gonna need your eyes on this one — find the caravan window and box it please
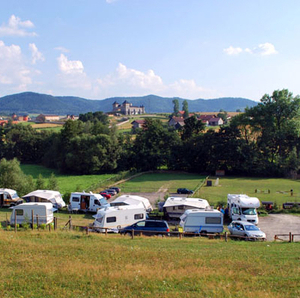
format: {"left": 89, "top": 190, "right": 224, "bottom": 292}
{"left": 205, "top": 217, "right": 221, "bottom": 224}
{"left": 72, "top": 197, "right": 80, "bottom": 202}
{"left": 232, "top": 207, "right": 240, "bottom": 215}
{"left": 134, "top": 214, "right": 144, "bottom": 220}
{"left": 106, "top": 216, "right": 116, "bottom": 223}
{"left": 16, "top": 209, "right": 23, "bottom": 216}
{"left": 94, "top": 199, "right": 100, "bottom": 205}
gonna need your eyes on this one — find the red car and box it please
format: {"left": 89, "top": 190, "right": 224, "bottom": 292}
{"left": 100, "top": 192, "right": 111, "bottom": 199}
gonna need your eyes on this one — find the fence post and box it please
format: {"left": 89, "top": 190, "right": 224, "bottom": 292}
{"left": 69, "top": 216, "right": 72, "bottom": 230}
{"left": 14, "top": 211, "right": 17, "bottom": 233}
{"left": 289, "top": 232, "right": 292, "bottom": 243}
{"left": 225, "top": 232, "right": 228, "bottom": 242}
{"left": 105, "top": 228, "right": 107, "bottom": 236}
{"left": 131, "top": 229, "right": 134, "bottom": 239}
{"left": 36, "top": 215, "right": 39, "bottom": 230}
{"left": 54, "top": 217, "right": 57, "bottom": 231}
{"left": 31, "top": 210, "right": 34, "bottom": 230}
{"left": 86, "top": 226, "right": 89, "bottom": 235}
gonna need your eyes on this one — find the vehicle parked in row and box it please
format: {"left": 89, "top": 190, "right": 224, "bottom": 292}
{"left": 69, "top": 192, "right": 109, "bottom": 213}
{"left": 99, "top": 192, "right": 111, "bottom": 199}
{"left": 92, "top": 205, "right": 147, "bottom": 232}
{"left": 109, "top": 187, "right": 121, "bottom": 193}
{"left": 180, "top": 208, "right": 223, "bottom": 234}
{"left": 104, "top": 189, "right": 117, "bottom": 196}
{"left": 228, "top": 220, "right": 266, "bottom": 241}
{"left": 119, "top": 220, "right": 170, "bottom": 236}
{"left": 10, "top": 203, "right": 54, "bottom": 225}
{"left": 227, "top": 194, "right": 260, "bottom": 224}
{"left": 177, "top": 188, "right": 194, "bottom": 194}
{"left": 0, "top": 188, "right": 23, "bottom": 207}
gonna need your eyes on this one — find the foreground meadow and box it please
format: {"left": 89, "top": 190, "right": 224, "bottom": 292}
{"left": 0, "top": 231, "right": 299, "bottom": 298}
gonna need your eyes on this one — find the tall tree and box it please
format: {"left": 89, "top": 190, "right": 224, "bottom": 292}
{"left": 172, "top": 99, "right": 180, "bottom": 117}
{"left": 182, "top": 100, "right": 189, "bottom": 119}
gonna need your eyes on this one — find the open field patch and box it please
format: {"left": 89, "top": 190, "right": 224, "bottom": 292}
{"left": 0, "top": 231, "right": 299, "bottom": 298}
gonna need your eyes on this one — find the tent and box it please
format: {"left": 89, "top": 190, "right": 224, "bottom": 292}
{"left": 23, "top": 190, "right": 66, "bottom": 209}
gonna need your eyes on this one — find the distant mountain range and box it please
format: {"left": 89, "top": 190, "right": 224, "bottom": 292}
{"left": 0, "top": 92, "right": 258, "bottom": 115}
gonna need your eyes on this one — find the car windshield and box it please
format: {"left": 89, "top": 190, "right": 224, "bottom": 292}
{"left": 244, "top": 225, "right": 260, "bottom": 231}
{"left": 241, "top": 208, "right": 257, "bottom": 215}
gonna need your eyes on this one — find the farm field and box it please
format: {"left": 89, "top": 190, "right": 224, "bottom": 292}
{"left": 196, "top": 176, "right": 300, "bottom": 206}
{"left": 117, "top": 172, "right": 205, "bottom": 193}
{"left": 20, "top": 164, "right": 117, "bottom": 194}
{"left": 0, "top": 230, "right": 299, "bottom": 298}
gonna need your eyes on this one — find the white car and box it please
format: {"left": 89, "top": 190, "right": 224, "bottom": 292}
{"left": 228, "top": 220, "right": 266, "bottom": 241}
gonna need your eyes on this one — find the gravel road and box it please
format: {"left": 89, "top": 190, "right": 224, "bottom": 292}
{"left": 258, "top": 214, "right": 300, "bottom": 241}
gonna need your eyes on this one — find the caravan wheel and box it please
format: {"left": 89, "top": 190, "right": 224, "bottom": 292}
{"left": 117, "top": 225, "right": 121, "bottom": 230}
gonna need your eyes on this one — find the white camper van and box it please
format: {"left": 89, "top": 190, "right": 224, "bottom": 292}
{"left": 69, "top": 192, "right": 109, "bottom": 213}
{"left": 10, "top": 203, "right": 54, "bottom": 225}
{"left": 227, "top": 194, "right": 260, "bottom": 224}
{"left": 180, "top": 208, "right": 224, "bottom": 234}
{"left": 92, "top": 205, "right": 147, "bottom": 232}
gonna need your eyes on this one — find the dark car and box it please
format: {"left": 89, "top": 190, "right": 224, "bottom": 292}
{"left": 120, "top": 220, "right": 170, "bottom": 236}
{"left": 177, "top": 188, "right": 194, "bottom": 194}
{"left": 109, "top": 187, "right": 121, "bottom": 193}
{"left": 104, "top": 189, "right": 117, "bottom": 196}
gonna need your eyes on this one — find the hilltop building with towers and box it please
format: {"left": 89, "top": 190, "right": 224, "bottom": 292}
{"left": 112, "top": 100, "right": 145, "bottom": 115}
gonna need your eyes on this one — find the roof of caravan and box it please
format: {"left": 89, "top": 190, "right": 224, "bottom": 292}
{"left": 111, "top": 195, "right": 152, "bottom": 210}
{"left": 23, "top": 190, "right": 66, "bottom": 208}
{"left": 93, "top": 204, "right": 145, "bottom": 218}
{"left": 183, "top": 208, "right": 222, "bottom": 215}
{"left": 12, "top": 202, "right": 53, "bottom": 209}
{"left": 0, "top": 188, "right": 18, "bottom": 195}
{"left": 164, "top": 197, "right": 209, "bottom": 208}
{"left": 228, "top": 194, "right": 260, "bottom": 207}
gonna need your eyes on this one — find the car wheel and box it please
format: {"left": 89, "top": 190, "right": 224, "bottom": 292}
{"left": 125, "top": 232, "right": 132, "bottom": 237}
{"left": 157, "top": 234, "right": 163, "bottom": 238}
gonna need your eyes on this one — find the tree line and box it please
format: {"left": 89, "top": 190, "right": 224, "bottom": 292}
{"left": 1, "top": 90, "right": 300, "bottom": 178}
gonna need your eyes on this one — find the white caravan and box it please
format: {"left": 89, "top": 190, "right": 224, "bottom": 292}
{"left": 69, "top": 192, "right": 109, "bottom": 213}
{"left": 227, "top": 194, "right": 260, "bottom": 224}
{"left": 163, "top": 197, "right": 210, "bottom": 219}
{"left": 10, "top": 203, "right": 54, "bottom": 225}
{"left": 180, "top": 208, "right": 224, "bottom": 234}
{"left": 23, "top": 190, "right": 66, "bottom": 209}
{"left": 92, "top": 205, "right": 147, "bottom": 232}
{"left": 110, "top": 195, "right": 153, "bottom": 212}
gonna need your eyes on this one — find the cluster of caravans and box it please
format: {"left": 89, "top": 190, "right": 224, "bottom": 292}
{"left": 2, "top": 186, "right": 261, "bottom": 234}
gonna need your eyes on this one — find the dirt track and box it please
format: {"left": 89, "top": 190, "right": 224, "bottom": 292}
{"left": 258, "top": 214, "right": 300, "bottom": 241}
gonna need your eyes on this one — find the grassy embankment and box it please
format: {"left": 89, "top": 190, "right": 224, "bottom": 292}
{"left": 0, "top": 231, "right": 299, "bottom": 298}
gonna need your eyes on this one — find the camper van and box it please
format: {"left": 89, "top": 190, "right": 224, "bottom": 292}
{"left": 10, "top": 203, "right": 54, "bottom": 225}
{"left": 180, "top": 208, "right": 224, "bottom": 234}
{"left": 227, "top": 194, "right": 260, "bottom": 224}
{"left": 92, "top": 205, "right": 147, "bottom": 232}
{"left": 69, "top": 192, "right": 109, "bottom": 213}
{"left": 0, "top": 188, "right": 23, "bottom": 207}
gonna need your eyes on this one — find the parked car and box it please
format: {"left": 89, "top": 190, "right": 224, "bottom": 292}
{"left": 109, "top": 187, "right": 121, "bottom": 193}
{"left": 228, "top": 220, "right": 266, "bottom": 241}
{"left": 104, "top": 189, "right": 117, "bottom": 196}
{"left": 119, "top": 220, "right": 170, "bottom": 236}
{"left": 177, "top": 188, "right": 194, "bottom": 194}
{"left": 100, "top": 192, "right": 111, "bottom": 199}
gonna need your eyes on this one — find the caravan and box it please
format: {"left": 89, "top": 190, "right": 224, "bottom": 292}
{"left": 180, "top": 208, "right": 224, "bottom": 234}
{"left": 10, "top": 203, "right": 54, "bottom": 225}
{"left": 92, "top": 205, "right": 147, "bottom": 232}
{"left": 69, "top": 192, "right": 109, "bottom": 213}
{"left": 227, "top": 194, "right": 260, "bottom": 224}
{"left": 23, "top": 190, "right": 66, "bottom": 209}
{"left": 0, "top": 188, "right": 23, "bottom": 207}
{"left": 110, "top": 195, "right": 153, "bottom": 212}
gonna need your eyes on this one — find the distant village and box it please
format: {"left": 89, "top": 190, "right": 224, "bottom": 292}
{"left": 0, "top": 100, "right": 231, "bottom": 131}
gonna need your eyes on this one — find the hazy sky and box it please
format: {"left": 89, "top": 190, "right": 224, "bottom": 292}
{"left": 0, "top": 0, "right": 299, "bottom": 101}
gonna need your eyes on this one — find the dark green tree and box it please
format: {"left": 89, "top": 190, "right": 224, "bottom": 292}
{"left": 182, "top": 100, "right": 189, "bottom": 119}
{"left": 36, "top": 174, "right": 46, "bottom": 189}
{"left": 172, "top": 99, "right": 180, "bottom": 117}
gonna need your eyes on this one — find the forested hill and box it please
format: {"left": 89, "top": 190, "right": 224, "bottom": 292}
{"left": 0, "top": 92, "right": 257, "bottom": 115}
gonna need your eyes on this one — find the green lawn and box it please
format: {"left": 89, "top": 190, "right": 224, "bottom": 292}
{"left": 196, "top": 176, "right": 300, "bottom": 206}
{"left": 118, "top": 172, "right": 206, "bottom": 193}
{"left": 20, "top": 164, "right": 117, "bottom": 194}
{"left": 0, "top": 230, "right": 299, "bottom": 298}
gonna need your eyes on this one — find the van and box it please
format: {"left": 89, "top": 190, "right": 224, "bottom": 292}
{"left": 92, "top": 205, "right": 147, "bottom": 232}
{"left": 180, "top": 208, "right": 224, "bottom": 234}
{"left": 10, "top": 203, "right": 54, "bottom": 225}
{"left": 69, "top": 192, "right": 109, "bottom": 213}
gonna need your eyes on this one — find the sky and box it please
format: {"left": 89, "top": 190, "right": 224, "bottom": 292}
{"left": 0, "top": 0, "right": 300, "bottom": 101}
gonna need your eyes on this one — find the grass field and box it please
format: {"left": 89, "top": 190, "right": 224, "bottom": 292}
{"left": 117, "top": 172, "right": 206, "bottom": 193}
{"left": 20, "top": 164, "right": 117, "bottom": 194}
{"left": 0, "top": 230, "right": 299, "bottom": 298}
{"left": 196, "top": 176, "right": 300, "bottom": 206}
